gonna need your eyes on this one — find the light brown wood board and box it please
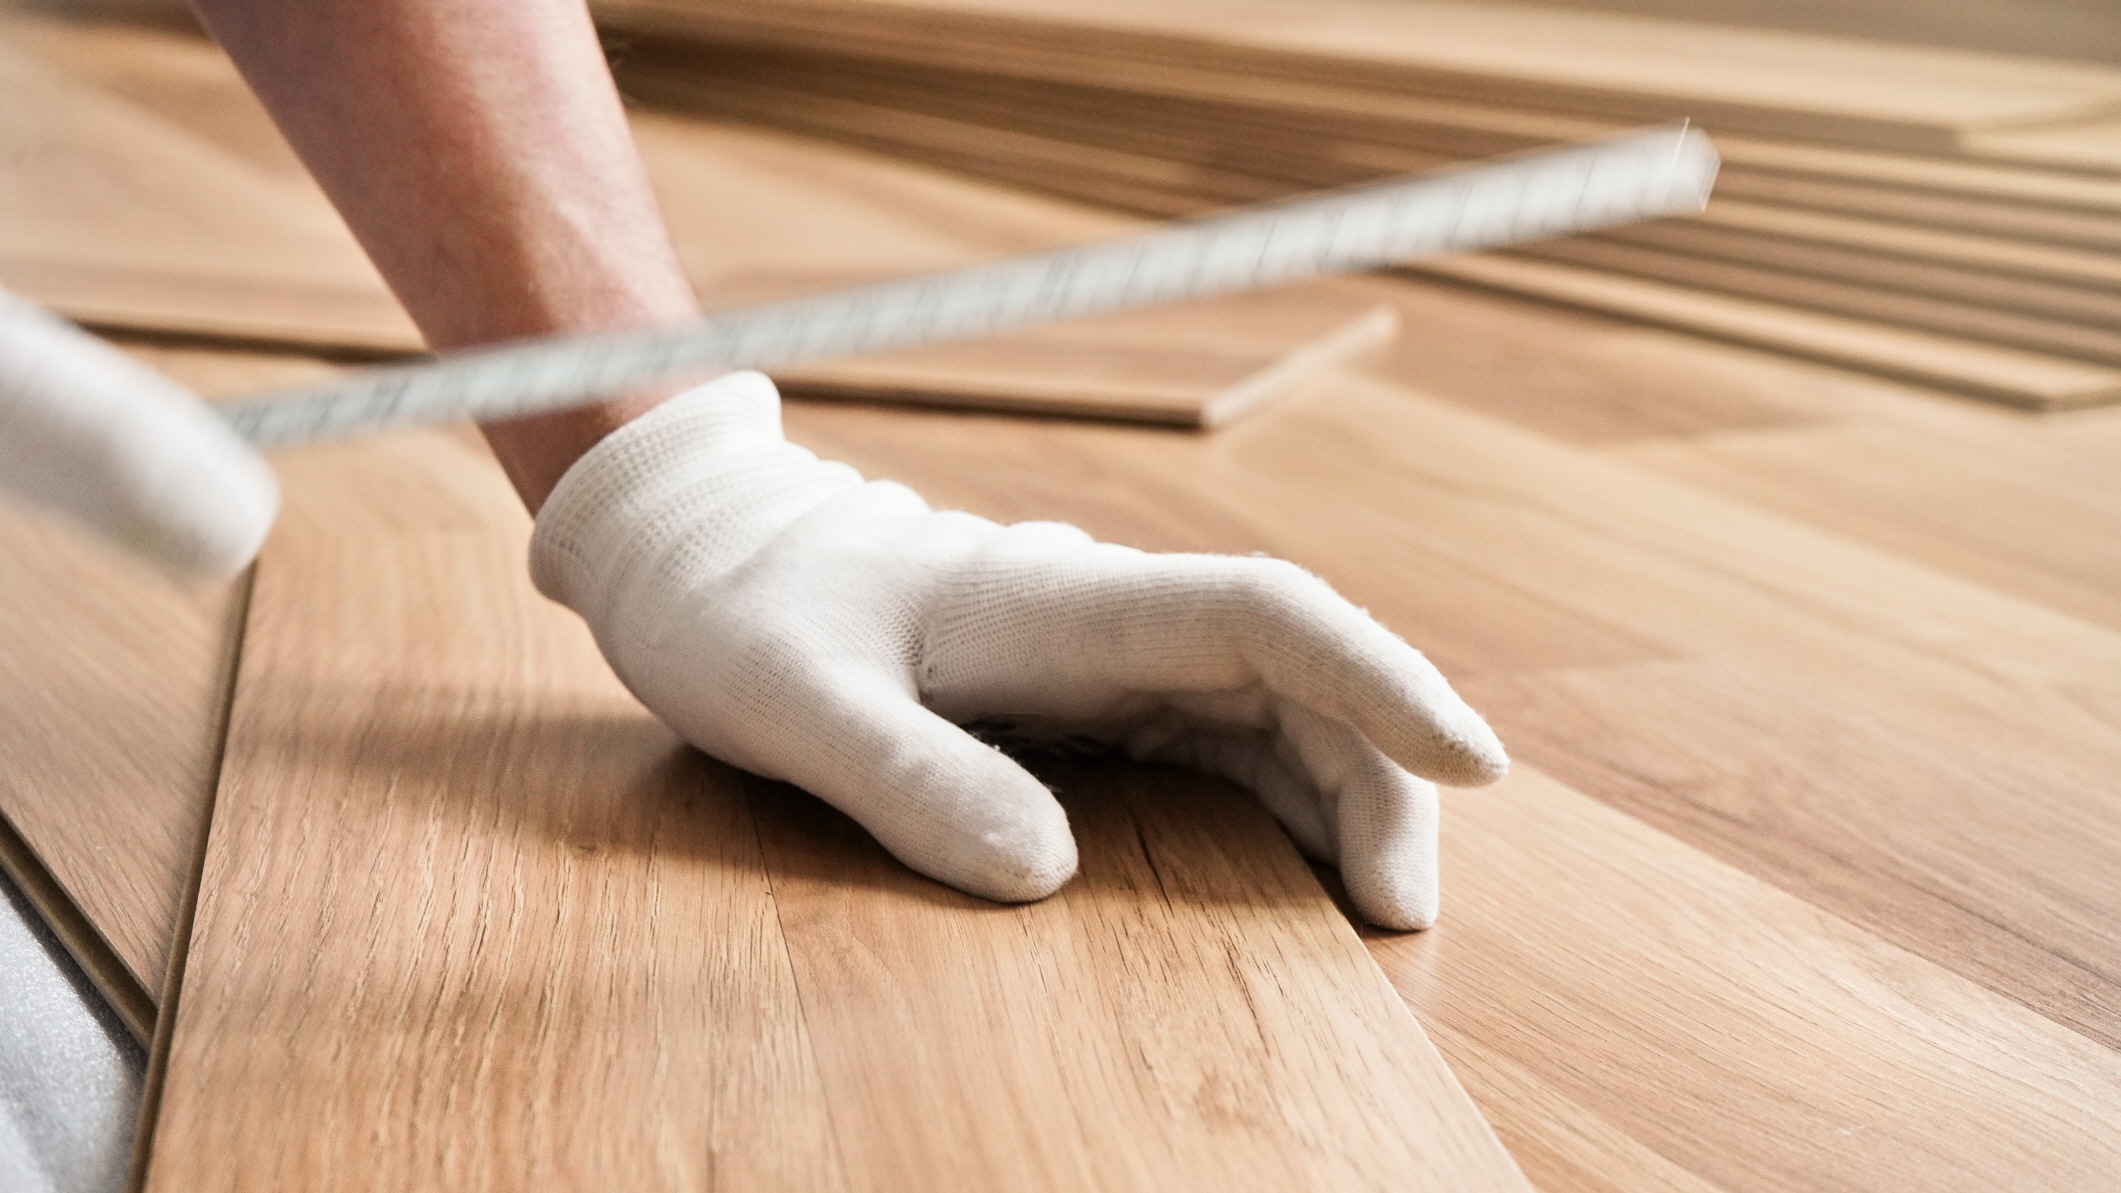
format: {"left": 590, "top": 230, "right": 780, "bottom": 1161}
{"left": 1511, "top": 237, "right": 2121, "bottom": 365}
{"left": 1967, "top": 114, "right": 2121, "bottom": 173}
{"left": 1393, "top": 767, "right": 2121, "bottom": 1193}
{"left": 0, "top": 497, "right": 238, "bottom": 1046}
{"left": 594, "top": 0, "right": 2121, "bottom": 163}
{"left": 1413, "top": 254, "right": 2121, "bottom": 412}
{"left": 1611, "top": 407, "right": 2121, "bottom": 636}
{"left": 612, "top": 34, "right": 2121, "bottom": 217}
{"left": 775, "top": 313, "right": 2121, "bottom": 1049}
{"left": 0, "top": 346, "right": 340, "bottom": 1046}
{"left": 137, "top": 420, "right": 1527, "bottom": 1192}
{"left": 777, "top": 299, "right": 1398, "bottom": 427}
{"left": 0, "top": 16, "right": 1394, "bottom": 429}
{"left": 624, "top": 64, "right": 2121, "bottom": 409}
{"left": 769, "top": 324, "right": 2121, "bottom": 1188}
{"left": 631, "top": 111, "right": 1402, "bottom": 427}
{"left": 1633, "top": 199, "right": 2121, "bottom": 296}
{"left": 24, "top": 9, "right": 2112, "bottom": 411}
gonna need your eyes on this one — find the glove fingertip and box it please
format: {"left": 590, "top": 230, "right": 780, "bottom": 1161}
{"left": 963, "top": 823, "right": 1079, "bottom": 903}
{"left": 943, "top": 778, "right": 1079, "bottom": 902}
{"left": 1345, "top": 863, "right": 1440, "bottom": 932}
{"left": 1384, "top": 702, "right": 1509, "bottom": 789}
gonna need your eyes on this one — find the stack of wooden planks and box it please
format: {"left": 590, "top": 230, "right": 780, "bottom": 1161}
{"left": 595, "top": 0, "right": 2121, "bottom": 411}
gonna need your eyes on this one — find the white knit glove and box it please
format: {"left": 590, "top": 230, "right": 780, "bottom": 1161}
{"left": 532, "top": 372, "right": 1506, "bottom": 929}
{"left": 0, "top": 291, "right": 277, "bottom": 577}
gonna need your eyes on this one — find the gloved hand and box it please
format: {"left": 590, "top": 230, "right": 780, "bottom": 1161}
{"left": 533, "top": 372, "right": 1506, "bottom": 929}
{"left": 0, "top": 290, "right": 277, "bottom": 577}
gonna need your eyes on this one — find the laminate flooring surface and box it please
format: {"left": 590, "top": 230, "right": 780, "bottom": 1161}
{"left": 11, "top": 260, "right": 2121, "bottom": 1190}
{"left": 4, "top": 15, "right": 2120, "bottom": 1191}
{"left": 138, "top": 422, "right": 1523, "bottom": 1191}
{"left": 775, "top": 271, "right": 2121, "bottom": 1189}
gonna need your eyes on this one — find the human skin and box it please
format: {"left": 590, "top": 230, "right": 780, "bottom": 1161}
{"left": 189, "top": 0, "right": 700, "bottom": 511}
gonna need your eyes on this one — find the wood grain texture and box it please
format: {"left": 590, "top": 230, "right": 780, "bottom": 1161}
{"left": 0, "top": 344, "right": 336, "bottom": 1042}
{"left": 1515, "top": 235, "right": 2121, "bottom": 366}
{"left": 621, "top": 32, "right": 2121, "bottom": 220}
{"left": 779, "top": 302, "right": 2121, "bottom": 1051}
{"left": 1613, "top": 400, "right": 2121, "bottom": 634}
{"left": 1396, "top": 767, "right": 2121, "bottom": 1193}
{"left": 1968, "top": 114, "right": 2121, "bottom": 174}
{"left": 0, "top": 488, "right": 238, "bottom": 1034}
{"left": 751, "top": 762, "right": 1517, "bottom": 1190}
{"left": 15, "top": 286, "right": 2121, "bottom": 1190}
{"left": 142, "top": 425, "right": 1526, "bottom": 1191}
{"left": 143, "top": 445, "right": 846, "bottom": 1190}
{"left": 11, "top": 11, "right": 2121, "bottom": 1184}
{"left": 1414, "top": 253, "right": 2121, "bottom": 411}
{"left": 773, "top": 355, "right": 2121, "bottom": 1189}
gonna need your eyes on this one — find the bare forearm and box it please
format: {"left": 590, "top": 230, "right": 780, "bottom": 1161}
{"left": 192, "top": 0, "right": 699, "bottom": 508}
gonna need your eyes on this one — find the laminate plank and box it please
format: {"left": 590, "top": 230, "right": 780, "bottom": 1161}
{"left": 144, "top": 422, "right": 1527, "bottom": 1190}
{"left": 0, "top": 342, "right": 341, "bottom": 1043}
{"left": 1395, "top": 766, "right": 2121, "bottom": 1193}
{"left": 778, "top": 382, "right": 2121, "bottom": 1188}
{"left": 21, "top": 324, "right": 2121, "bottom": 1186}
{"left": 1688, "top": 200, "right": 2121, "bottom": 281}
{"left": 1967, "top": 114, "right": 2121, "bottom": 174}
{"left": 635, "top": 35, "right": 2121, "bottom": 218}
{"left": 1643, "top": 200, "right": 2121, "bottom": 298}
{"left": 701, "top": 59, "right": 2121, "bottom": 326}
{"left": 142, "top": 429, "right": 851, "bottom": 1192}
{"left": 0, "top": 13, "right": 312, "bottom": 180}
{"left": 1515, "top": 236, "right": 2121, "bottom": 366}
{"left": 750, "top": 761, "right": 1522, "bottom": 1190}
{"left": 0, "top": 510, "right": 235, "bottom": 1036}
{"left": 687, "top": 65, "right": 2121, "bottom": 333}
{"left": 783, "top": 351, "right": 2121, "bottom": 1052}
{"left": 1613, "top": 410, "right": 2121, "bottom": 634}
{"left": 1413, "top": 254, "right": 2121, "bottom": 411}
{"left": 1459, "top": 660, "right": 2121, "bottom": 1050}
{"left": 1346, "top": 274, "right": 1849, "bottom": 446}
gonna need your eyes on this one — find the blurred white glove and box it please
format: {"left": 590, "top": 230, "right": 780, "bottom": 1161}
{"left": 0, "top": 290, "right": 277, "bottom": 577}
{"left": 533, "top": 372, "right": 1506, "bottom": 929}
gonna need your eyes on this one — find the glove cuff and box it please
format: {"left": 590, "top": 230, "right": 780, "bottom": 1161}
{"left": 529, "top": 370, "right": 853, "bottom": 629}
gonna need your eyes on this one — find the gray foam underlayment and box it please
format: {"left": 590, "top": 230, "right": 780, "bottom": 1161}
{"left": 0, "top": 869, "right": 142, "bottom": 1193}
